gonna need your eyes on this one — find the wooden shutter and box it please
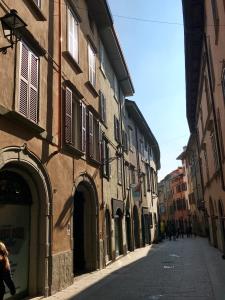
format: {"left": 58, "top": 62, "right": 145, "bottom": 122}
{"left": 88, "top": 111, "right": 94, "bottom": 157}
{"left": 102, "top": 139, "right": 107, "bottom": 176}
{"left": 99, "top": 91, "right": 103, "bottom": 121}
{"left": 65, "top": 87, "right": 73, "bottom": 144}
{"left": 99, "top": 126, "right": 102, "bottom": 161}
{"left": 108, "top": 146, "right": 111, "bottom": 178}
{"left": 19, "top": 43, "right": 29, "bottom": 118}
{"left": 81, "top": 102, "right": 86, "bottom": 152}
{"left": 29, "top": 52, "right": 39, "bottom": 123}
{"left": 114, "top": 116, "right": 119, "bottom": 142}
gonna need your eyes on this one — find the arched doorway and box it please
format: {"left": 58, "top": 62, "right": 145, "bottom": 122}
{"left": 73, "top": 180, "right": 98, "bottom": 275}
{"left": 209, "top": 198, "right": 218, "bottom": 248}
{"left": 105, "top": 209, "right": 112, "bottom": 263}
{"left": 114, "top": 208, "right": 123, "bottom": 257}
{"left": 0, "top": 170, "right": 31, "bottom": 299}
{"left": 133, "top": 206, "right": 140, "bottom": 249}
{"left": 0, "top": 154, "right": 51, "bottom": 299}
{"left": 125, "top": 210, "right": 132, "bottom": 251}
{"left": 218, "top": 200, "right": 225, "bottom": 254}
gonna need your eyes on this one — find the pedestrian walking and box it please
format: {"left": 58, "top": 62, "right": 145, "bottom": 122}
{"left": 0, "top": 242, "right": 16, "bottom": 300}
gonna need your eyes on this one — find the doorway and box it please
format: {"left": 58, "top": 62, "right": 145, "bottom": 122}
{"left": 133, "top": 206, "right": 140, "bottom": 249}
{"left": 73, "top": 182, "right": 98, "bottom": 275}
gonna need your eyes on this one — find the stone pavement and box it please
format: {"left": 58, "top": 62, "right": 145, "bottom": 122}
{"left": 41, "top": 237, "right": 225, "bottom": 300}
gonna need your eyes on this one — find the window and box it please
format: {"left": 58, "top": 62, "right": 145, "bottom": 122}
{"left": 130, "top": 167, "right": 136, "bottom": 184}
{"left": 117, "top": 157, "right": 122, "bottom": 185}
{"left": 88, "top": 44, "right": 96, "bottom": 87}
{"left": 140, "top": 140, "right": 144, "bottom": 156}
{"left": 122, "top": 130, "right": 128, "bottom": 153}
{"left": 217, "top": 108, "right": 225, "bottom": 161}
{"left": 102, "top": 139, "right": 111, "bottom": 178}
{"left": 211, "top": 0, "right": 219, "bottom": 43}
{"left": 142, "top": 174, "right": 146, "bottom": 196}
{"left": 33, "top": 0, "right": 41, "bottom": 7}
{"left": 18, "top": 42, "right": 39, "bottom": 124}
{"left": 99, "top": 91, "right": 106, "bottom": 124}
{"left": 207, "top": 37, "right": 215, "bottom": 91}
{"left": 128, "top": 127, "right": 134, "bottom": 151}
{"left": 114, "top": 75, "right": 119, "bottom": 100}
{"left": 205, "top": 76, "right": 211, "bottom": 114}
{"left": 211, "top": 131, "right": 219, "bottom": 172}
{"left": 99, "top": 40, "right": 106, "bottom": 74}
{"left": 146, "top": 165, "right": 150, "bottom": 191}
{"left": 114, "top": 116, "right": 120, "bottom": 143}
{"left": 125, "top": 164, "right": 130, "bottom": 190}
{"left": 88, "top": 111, "right": 100, "bottom": 161}
{"left": 64, "top": 87, "right": 84, "bottom": 151}
{"left": 222, "top": 69, "right": 225, "bottom": 104}
{"left": 67, "top": 7, "right": 79, "bottom": 62}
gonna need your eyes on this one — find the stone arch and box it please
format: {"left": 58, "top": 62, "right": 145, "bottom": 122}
{"left": 0, "top": 145, "right": 52, "bottom": 298}
{"left": 72, "top": 173, "right": 99, "bottom": 275}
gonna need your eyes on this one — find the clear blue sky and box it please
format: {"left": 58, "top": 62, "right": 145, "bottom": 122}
{"left": 107, "top": 0, "right": 190, "bottom": 181}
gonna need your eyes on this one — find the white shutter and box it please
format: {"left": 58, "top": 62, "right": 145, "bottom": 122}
{"left": 19, "top": 43, "right": 29, "bottom": 118}
{"left": 29, "top": 52, "right": 39, "bottom": 123}
{"left": 88, "top": 44, "right": 96, "bottom": 86}
{"left": 68, "top": 8, "right": 78, "bottom": 61}
{"left": 89, "top": 111, "right": 94, "bottom": 157}
{"left": 65, "top": 87, "right": 73, "bottom": 144}
{"left": 81, "top": 102, "right": 86, "bottom": 152}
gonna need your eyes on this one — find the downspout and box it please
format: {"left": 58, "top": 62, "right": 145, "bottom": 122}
{"left": 58, "top": 0, "right": 62, "bottom": 150}
{"left": 204, "top": 34, "right": 225, "bottom": 191}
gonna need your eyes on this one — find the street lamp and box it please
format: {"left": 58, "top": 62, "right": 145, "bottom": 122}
{"left": 0, "top": 9, "right": 27, "bottom": 54}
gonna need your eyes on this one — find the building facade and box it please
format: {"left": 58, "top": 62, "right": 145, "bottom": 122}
{"left": 0, "top": 0, "right": 160, "bottom": 298}
{"left": 124, "top": 100, "right": 160, "bottom": 246}
{"left": 183, "top": 0, "right": 225, "bottom": 254}
{"left": 177, "top": 139, "right": 206, "bottom": 236}
{"left": 159, "top": 167, "right": 189, "bottom": 234}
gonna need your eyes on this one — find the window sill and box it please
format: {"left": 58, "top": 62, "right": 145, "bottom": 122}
{"left": 87, "top": 156, "right": 101, "bottom": 166}
{"left": 6, "top": 110, "right": 45, "bottom": 133}
{"left": 63, "top": 143, "right": 84, "bottom": 157}
{"left": 23, "top": 0, "right": 46, "bottom": 21}
{"left": 86, "top": 81, "right": 99, "bottom": 98}
{"left": 63, "top": 51, "right": 83, "bottom": 74}
{"left": 99, "top": 66, "right": 106, "bottom": 79}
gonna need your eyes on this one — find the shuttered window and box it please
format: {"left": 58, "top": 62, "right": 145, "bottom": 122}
{"left": 65, "top": 87, "right": 73, "bottom": 144}
{"left": 19, "top": 42, "right": 39, "bottom": 123}
{"left": 117, "top": 157, "right": 122, "bottom": 185}
{"left": 114, "top": 116, "right": 120, "bottom": 143}
{"left": 67, "top": 7, "right": 78, "bottom": 62}
{"left": 102, "top": 139, "right": 110, "bottom": 178}
{"left": 33, "top": 0, "right": 41, "bottom": 7}
{"left": 88, "top": 111, "right": 94, "bottom": 157}
{"left": 81, "top": 103, "right": 86, "bottom": 152}
{"left": 211, "top": 0, "right": 219, "bottom": 43}
{"left": 64, "top": 87, "right": 82, "bottom": 151}
{"left": 88, "top": 44, "right": 96, "bottom": 87}
{"left": 99, "top": 91, "right": 106, "bottom": 124}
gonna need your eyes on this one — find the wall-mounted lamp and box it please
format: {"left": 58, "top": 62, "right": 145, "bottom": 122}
{"left": 0, "top": 9, "right": 27, "bottom": 54}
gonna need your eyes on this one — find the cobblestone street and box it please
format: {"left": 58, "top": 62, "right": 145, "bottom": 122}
{"left": 44, "top": 238, "right": 225, "bottom": 300}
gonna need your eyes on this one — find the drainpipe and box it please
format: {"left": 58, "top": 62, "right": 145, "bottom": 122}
{"left": 58, "top": 0, "right": 62, "bottom": 150}
{"left": 204, "top": 34, "right": 225, "bottom": 192}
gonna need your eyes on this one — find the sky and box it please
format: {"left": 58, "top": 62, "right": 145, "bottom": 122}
{"left": 107, "top": 0, "right": 190, "bottom": 181}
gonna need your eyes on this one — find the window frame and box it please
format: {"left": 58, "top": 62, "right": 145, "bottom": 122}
{"left": 88, "top": 43, "right": 96, "bottom": 87}
{"left": 67, "top": 6, "right": 79, "bottom": 63}
{"left": 18, "top": 41, "right": 40, "bottom": 124}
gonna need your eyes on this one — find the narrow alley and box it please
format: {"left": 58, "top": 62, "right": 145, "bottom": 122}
{"left": 45, "top": 238, "right": 225, "bottom": 300}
